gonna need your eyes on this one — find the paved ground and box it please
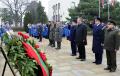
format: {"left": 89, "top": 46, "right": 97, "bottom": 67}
{"left": 0, "top": 36, "right": 120, "bottom": 76}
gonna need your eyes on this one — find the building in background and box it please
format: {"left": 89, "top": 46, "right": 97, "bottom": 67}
{"left": 48, "top": 0, "right": 79, "bottom": 22}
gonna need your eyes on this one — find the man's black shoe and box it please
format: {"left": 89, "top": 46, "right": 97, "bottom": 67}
{"left": 110, "top": 69, "right": 116, "bottom": 72}
{"left": 71, "top": 54, "right": 76, "bottom": 56}
{"left": 104, "top": 67, "right": 110, "bottom": 70}
{"left": 51, "top": 45, "right": 55, "bottom": 47}
{"left": 81, "top": 59, "right": 86, "bottom": 61}
{"left": 76, "top": 57, "right": 81, "bottom": 59}
{"left": 96, "top": 63, "right": 101, "bottom": 65}
{"left": 92, "top": 62, "right": 96, "bottom": 63}
{"left": 55, "top": 48, "right": 60, "bottom": 50}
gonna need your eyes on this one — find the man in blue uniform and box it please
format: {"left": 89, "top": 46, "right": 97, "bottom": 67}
{"left": 92, "top": 18, "right": 104, "bottom": 65}
{"left": 70, "top": 19, "right": 77, "bottom": 56}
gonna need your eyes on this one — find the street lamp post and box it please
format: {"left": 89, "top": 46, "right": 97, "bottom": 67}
{"left": 72, "top": 1, "right": 76, "bottom": 8}
{"left": 99, "top": 0, "right": 101, "bottom": 18}
{"left": 108, "top": 0, "right": 110, "bottom": 20}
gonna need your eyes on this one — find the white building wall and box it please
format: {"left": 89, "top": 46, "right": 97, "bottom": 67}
{"left": 48, "top": 0, "right": 79, "bottom": 21}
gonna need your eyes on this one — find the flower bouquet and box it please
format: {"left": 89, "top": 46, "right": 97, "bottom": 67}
{"left": 2, "top": 31, "right": 52, "bottom": 76}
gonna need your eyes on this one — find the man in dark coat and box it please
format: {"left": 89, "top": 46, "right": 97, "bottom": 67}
{"left": 92, "top": 18, "right": 104, "bottom": 65}
{"left": 47, "top": 21, "right": 52, "bottom": 45}
{"left": 70, "top": 19, "right": 77, "bottom": 56}
{"left": 75, "top": 17, "right": 87, "bottom": 61}
{"left": 104, "top": 21, "right": 120, "bottom": 72}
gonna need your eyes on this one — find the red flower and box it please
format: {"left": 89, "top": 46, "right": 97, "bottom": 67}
{"left": 18, "top": 32, "right": 29, "bottom": 39}
{"left": 39, "top": 52, "right": 47, "bottom": 62}
{"left": 22, "top": 34, "right": 29, "bottom": 39}
{"left": 18, "top": 32, "right": 23, "bottom": 36}
{"left": 34, "top": 44, "right": 40, "bottom": 48}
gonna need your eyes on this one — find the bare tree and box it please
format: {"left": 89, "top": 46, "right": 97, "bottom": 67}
{"left": 0, "top": 0, "right": 30, "bottom": 26}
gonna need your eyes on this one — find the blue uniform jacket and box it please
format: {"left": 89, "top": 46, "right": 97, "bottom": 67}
{"left": 92, "top": 24, "right": 104, "bottom": 53}
{"left": 70, "top": 26, "right": 76, "bottom": 42}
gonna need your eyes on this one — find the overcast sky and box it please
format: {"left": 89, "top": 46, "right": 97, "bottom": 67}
{"left": 40, "top": 0, "right": 120, "bottom": 13}
{"left": 40, "top": 0, "right": 49, "bottom": 13}
{"left": 0, "top": 0, "right": 120, "bottom": 13}
{"left": 0, "top": 0, "right": 49, "bottom": 12}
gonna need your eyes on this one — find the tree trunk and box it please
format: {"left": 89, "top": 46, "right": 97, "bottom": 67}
{"left": 14, "top": 10, "right": 19, "bottom": 27}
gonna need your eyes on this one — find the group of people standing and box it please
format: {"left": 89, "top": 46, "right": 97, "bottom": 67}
{"left": 27, "top": 23, "right": 43, "bottom": 42}
{"left": 69, "top": 17, "right": 120, "bottom": 72}
{"left": 47, "top": 21, "right": 63, "bottom": 50}
{"left": 30, "top": 17, "right": 119, "bottom": 72}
